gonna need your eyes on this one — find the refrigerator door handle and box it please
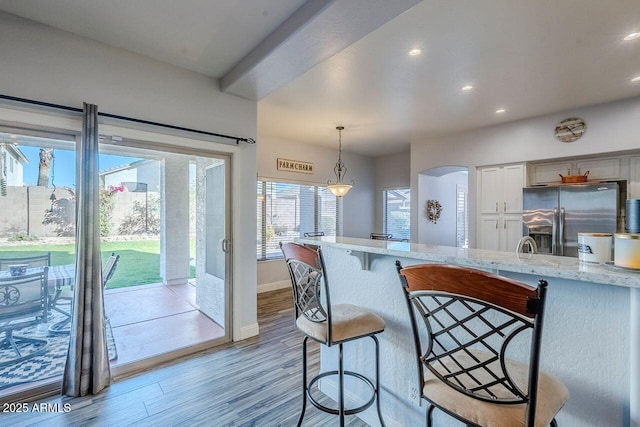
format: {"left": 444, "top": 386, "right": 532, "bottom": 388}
{"left": 558, "top": 207, "right": 565, "bottom": 256}
{"left": 552, "top": 208, "right": 558, "bottom": 255}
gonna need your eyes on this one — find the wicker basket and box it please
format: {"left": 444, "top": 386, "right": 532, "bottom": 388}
{"left": 559, "top": 171, "right": 589, "bottom": 183}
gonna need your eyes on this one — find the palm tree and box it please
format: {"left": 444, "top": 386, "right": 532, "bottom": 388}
{"left": 37, "top": 148, "right": 53, "bottom": 187}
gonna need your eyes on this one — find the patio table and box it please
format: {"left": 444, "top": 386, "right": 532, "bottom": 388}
{"left": 0, "top": 264, "right": 76, "bottom": 295}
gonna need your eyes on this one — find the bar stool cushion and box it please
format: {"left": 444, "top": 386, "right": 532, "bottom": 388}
{"left": 296, "top": 303, "right": 385, "bottom": 344}
{"left": 422, "top": 350, "right": 569, "bottom": 427}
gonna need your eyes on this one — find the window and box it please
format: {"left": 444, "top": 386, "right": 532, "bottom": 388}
{"left": 383, "top": 188, "right": 410, "bottom": 240}
{"left": 257, "top": 180, "right": 338, "bottom": 260}
{"left": 456, "top": 185, "right": 469, "bottom": 248}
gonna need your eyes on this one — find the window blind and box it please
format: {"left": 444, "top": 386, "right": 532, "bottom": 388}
{"left": 257, "top": 180, "right": 338, "bottom": 260}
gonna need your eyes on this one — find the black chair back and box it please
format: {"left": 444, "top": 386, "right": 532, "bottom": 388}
{"left": 102, "top": 253, "right": 120, "bottom": 288}
{"left": 0, "top": 253, "right": 51, "bottom": 271}
{"left": 280, "top": 242, "right": 335, "bottom": 344}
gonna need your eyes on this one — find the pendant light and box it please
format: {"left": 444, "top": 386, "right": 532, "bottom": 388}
{"left": 327, "top": 126, "right": 353, "bottom": 197}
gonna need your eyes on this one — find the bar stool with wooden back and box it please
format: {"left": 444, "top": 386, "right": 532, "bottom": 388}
{"left": 280, "top": 242, "right": 386, "bottom": 427}
{"left": 396, "top": 262, "right": 569, "bottom": 427}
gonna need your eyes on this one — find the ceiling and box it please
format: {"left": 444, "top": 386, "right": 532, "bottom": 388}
{"left": 1, "top": 0, "right": 640, "bottom": 157}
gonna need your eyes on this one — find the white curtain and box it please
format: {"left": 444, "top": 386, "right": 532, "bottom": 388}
{"left": 62, "top": 102, "right": 111, "bottom": 396}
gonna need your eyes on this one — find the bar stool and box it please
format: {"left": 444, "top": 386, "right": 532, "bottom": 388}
{"left": 280, "top": 242, "right": 386, "bottom": 427}
{"left": 396, "top": 262, "right": 569, "bottom": 427}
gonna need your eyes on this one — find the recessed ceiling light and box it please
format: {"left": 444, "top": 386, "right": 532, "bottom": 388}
{"left": 461, "top": 85, "right": 473, "bottom": 91}
{"left": 408, "top": 48, "right": 422, "bottom": 56}
{"left": 495, "top": 108, "right": 506, "bottom": 114}
{"left": 624, "top": 32, "right": 640, "bottom": 41}
{"left": 632, "top": 75, "right": 640, "bottom": 82}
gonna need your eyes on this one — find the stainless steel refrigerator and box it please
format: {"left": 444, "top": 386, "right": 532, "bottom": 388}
{"left": 522, "top": 183, "right": 619, "bottom": 257}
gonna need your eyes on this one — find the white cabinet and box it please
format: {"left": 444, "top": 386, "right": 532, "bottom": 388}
{"left": 480, "top": 167, "right": 500, "bottom": 213}
{"left": 480, "top": 164, "right": 524, "bottom": 214}
{"left": 503, "top": 165, "right": 525, "bottom": 213}
{"left": 480, "top": 215, "right": 522, "bottom": 252}
{"left": 630, "top": 156, "right": 640, "bottom": 198}
{"left": 576, "top": 158, "right": 621, "bottom": 181}
{"left": 503, "top": 216, "right": 523, "bottom": 253}
{"left": 531, "top": 158, "right": 621, "bottom": 185}
{"left": 477, "top": 164, "right": 525, "bottom": 251}
{"left": 531, "top": 162, "right": 573, "bottom": 184}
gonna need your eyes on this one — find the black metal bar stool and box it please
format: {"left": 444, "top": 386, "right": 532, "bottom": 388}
{"left": 280, "top": 242, "right": 386, "bottom": 427}
{"left": 396, "top": 262, "right": 569, "bottom": 427}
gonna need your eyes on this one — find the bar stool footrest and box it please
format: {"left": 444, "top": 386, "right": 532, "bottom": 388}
{"left": 306, "top": 370, "right": 376, "bottom": 416}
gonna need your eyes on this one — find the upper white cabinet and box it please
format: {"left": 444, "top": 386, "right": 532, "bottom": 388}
{"left": 477, "top": 164, "right": 525, "bottom": 251}
{"left": 479, "top": 164, "right": 525, "bottom": 214}
{"left": 531, "top": 158, "right": 621, "bottom": 185}
{"left": 576, "top": 158, "right": 621, "bottom": 181}
{"left": 531, "top": 162, "right": 573, "bottom": 184}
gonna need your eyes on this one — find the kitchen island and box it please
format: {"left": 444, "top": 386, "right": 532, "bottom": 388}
{"left": 297, "top": 236, "right": 638, "bottom": 427}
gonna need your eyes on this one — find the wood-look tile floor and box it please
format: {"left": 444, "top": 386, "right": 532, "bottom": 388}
{"left": 0, "top": 289, "right": 369, "bottom": 427}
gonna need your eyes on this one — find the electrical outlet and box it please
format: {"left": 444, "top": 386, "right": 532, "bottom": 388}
{"left": 408, "top": 383, "right": 421, "bottom": 406}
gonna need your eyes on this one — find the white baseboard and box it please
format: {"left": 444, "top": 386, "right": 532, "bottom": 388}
{"left": 257, "top": 280, "right": 290, "bottom": 294}
{"left": 236, "top": 322, "right": 259, "bottom": 341}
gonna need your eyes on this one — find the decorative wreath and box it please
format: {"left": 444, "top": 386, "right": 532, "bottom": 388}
{"left": 425, "top": 200, "right": 443, "bottom": 224}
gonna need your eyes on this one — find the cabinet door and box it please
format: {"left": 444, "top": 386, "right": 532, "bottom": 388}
{"left": 630, "top": 156, "right": 640, "bottom": 198}
{"left": 503, "top": 164, "right": 524, "bottom": 213}
{"left": 502, "top": 215, "right": 523, "bottom": 252}
{"left": 480, "top": 168, "right": 501, "bottom": 214}
{"left": 480, "top": 216, "right": 500, "bottom": 251}
{"left": 576, "top": 158, "right": 620, "bottom": 181}
{"left": 533, "top": 162, "right": 573, "bottom": 184}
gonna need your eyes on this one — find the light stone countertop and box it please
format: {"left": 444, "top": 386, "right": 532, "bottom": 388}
{"left": 297, "top": 236, "right": 640, "bottom": 289}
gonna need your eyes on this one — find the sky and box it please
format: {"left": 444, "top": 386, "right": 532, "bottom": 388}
{"left": 19, "top": 146, "right": 141, "bottom": 188}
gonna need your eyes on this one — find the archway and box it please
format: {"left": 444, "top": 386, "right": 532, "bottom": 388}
{"left": 418, "top": 166, "right": 468, "bottom": 246}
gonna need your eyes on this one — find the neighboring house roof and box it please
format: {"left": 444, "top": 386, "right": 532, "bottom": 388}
{"left": 2, "top": 143, "right": 29, "bottom": 164}
{"left": 99, "top": 159, "right": 152, "bottom": 176}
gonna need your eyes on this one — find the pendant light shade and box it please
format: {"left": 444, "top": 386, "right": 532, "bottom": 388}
{"left": 327, "top": 126, "right": 353, "bottom": 197}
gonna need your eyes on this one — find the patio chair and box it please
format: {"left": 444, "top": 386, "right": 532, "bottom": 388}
{"left": 370, "top": 233, "right": 392, "bottom": 240}
{"left": 303, "top": 231, "right": 325, "bottom": 237}
{"left": 0, "top": 268, "right": 49, "bottom": 367}
{"left": 49, "top": 252, "right": 120, "bottom": 334}
{"left": 0, "top": 252, "right": 51, "bottom": 271}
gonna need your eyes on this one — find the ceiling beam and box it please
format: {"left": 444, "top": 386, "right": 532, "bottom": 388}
{"left": 220, "top": 0, "right": 422, "bottom": 101}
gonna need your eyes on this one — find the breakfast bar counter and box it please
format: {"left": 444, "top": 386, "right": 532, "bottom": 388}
{"left": 297, "top": 236, "right": 638, "bottom": 427}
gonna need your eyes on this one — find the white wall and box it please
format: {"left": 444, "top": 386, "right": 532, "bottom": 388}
{"left": 419, "top": 171, "right": 467, "bottom": 246}
{"left": 0, "top": 11, "right": 258, "bottom": 341}
{"left": 411, "top": 95, "right": 640, "bottom": 247}
{"left": 373, "top": 150, "right": 410, "bottom": 233}
{"left": 256, "top": 134, "right": 376, "bottom": 289}
{"left": 5, "top": 151, "right": 25, "bottom": 186}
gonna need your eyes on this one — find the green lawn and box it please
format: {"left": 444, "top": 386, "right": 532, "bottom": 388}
{"left": 0, "top": 240, "right": 195, "bottom": 289}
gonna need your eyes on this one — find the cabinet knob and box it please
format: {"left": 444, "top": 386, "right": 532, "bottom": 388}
{"left": 504, "top": 201, "right": 506, "bottom": 212}
{"left": 495, "top": 220, "right": 498, "bottom": 229}
{"left": 495, "top": 202, "right": 498, "bottom": 212}
{"left": 504, "top": 220, "right": 506, "bottom": 229}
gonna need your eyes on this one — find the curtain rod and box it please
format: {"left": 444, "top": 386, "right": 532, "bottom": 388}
{"left": 0, "top": 94, "right": 256, "bottom": 145}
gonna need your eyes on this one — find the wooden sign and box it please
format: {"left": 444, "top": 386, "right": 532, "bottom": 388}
{"left": 277, "top": 158, "right": 314, "bottom": 174}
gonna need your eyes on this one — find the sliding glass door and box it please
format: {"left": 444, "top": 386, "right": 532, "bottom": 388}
{"left": 98, "top": 140, "right": 231, "bottom": 371}
{"left": 0, "top": 127, "right": 233, "bottom": 398}
{"left": 0, "top": 130, "right": 77, "bottom": 398}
